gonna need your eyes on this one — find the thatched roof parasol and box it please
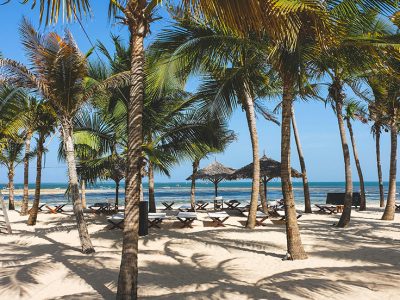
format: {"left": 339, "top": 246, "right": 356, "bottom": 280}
{"left": 186, "top": 161, "right": 236, "bottom": 197}
{"left": 230, "top": 155, "right": 302, "bottom": 180}
{"left": 229, "top": 155, "right": 302, "bottom": 201}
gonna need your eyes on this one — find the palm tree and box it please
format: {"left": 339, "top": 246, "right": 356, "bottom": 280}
{"left": 291, "top": 107, "right": 312, "bottom": 213}
{"left": 20, "top": 96, "right": 41, "bottom": 216}
{"left": 27, "top": 102, "right": 56, "bottom": 225}
{"left": 0, "top": 19, "right": 96, "bottom": 253}
{"left": 344, "top": 100, "right": 368, "bottom": 211}
{"left": 0, "top": 139, "right": 24, "bottom": 210}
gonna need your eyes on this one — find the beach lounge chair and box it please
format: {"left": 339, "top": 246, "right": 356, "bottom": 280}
{"left": 195, "top": 200, "right": 209, "bottom": 210}
{"left": 224, "top": 199, "right": 241, "bottom": 209}
{"left": 161, "top": 201, "right": 175, "bottom": 210}
{"left": 89, "top": 202, "right": 111, "bottom": 214}
{"left": 395, "top": 203, "right": 400, "bottom": 211}
{"left": 214, "top": 196, "right": 224, "bottom": 210}
{"left": 326, "top": 192, "right": 361, "bottom": 208}
{"left": 273, "top": 210, "right": 302, "bottom": 221}
{"left": 242, "top": 211, "right": 268, "bottom": 226}
{"left": 314, "top": 204, "right": 337, "bottom": 214}
{"left": 148, "top": 212, "right": 167, "bottom": 228}
{"left": 208, "top": 211, "right": 229, "bottom": 227}
{"left": 107, "top": 213, "right": 124, "bottom": 229}
{"left": 45, "top": 203, "right": 67, "bottom": 214}
{"left": 28, "top": 203, "right": 46, "bottom": 214}
{"left": 178, "top": 204, "right": 195, "bottom": 212}
{"left": 176, "top": 211, "right": 197, "bottom": 228}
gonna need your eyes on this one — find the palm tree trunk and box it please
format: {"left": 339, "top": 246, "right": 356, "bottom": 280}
{"left": 375, "top": 127, "right": 385, "bottom": 207}
{"left": 115, "top": 180, "right": 120, "bottom": 210}
{"left": 346, "top": 118, "right": 366, "bottom": 211}
{"left": 28, "top": 133, "right": 44, "bottom": 226}
{"left": 382, "top": 121, "right": 397, "bottom": 220}
{"left": 61, "top": 118, "right": 94, "bottom": 254}
{"left": 190, "top": 159, "right": 199, "bottom": 209}
{"left": 259, "top": 178, "right": 268, "bottom": 213}
{"left": 20, "top": 131, "right": 33, "bottom": 216}
{"left": 281, "top": 75, "right": 307, "bottom": 260}
{"left": 243, "top": 83, "right": 260, "bottom": 229}
{"left": 80, "top": 180, "right": 87, "bottom": 209}
{"left": 8, "top": 167, "right": 15, "bottom": 210}
{"left": 291, "top": 107, "right": 311, "bottom": 213}
{"left": 117, "top": 10, "right": 146, "bottom": 299}
{"left": 148, "top": 161, "right": 156, "bottom": 213}
{"left": 332, "top": 79, "right": 353, "bottom": 228}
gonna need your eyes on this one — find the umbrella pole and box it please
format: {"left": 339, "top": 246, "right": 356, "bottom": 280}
{"left": 214, "top": 181, "right": 218, "bottom": 197}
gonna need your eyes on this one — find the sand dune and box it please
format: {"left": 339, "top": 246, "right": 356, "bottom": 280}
{"left": 0, "top": 205, "right": 399, "bottom": 299}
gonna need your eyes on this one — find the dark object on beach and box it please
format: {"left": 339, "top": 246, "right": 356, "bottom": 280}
{"left": 186, "top": 161, "right": 236, "bottom": 197}
{"left": 0, "top": 193, "right": 12, "bottom": 234}
{"left": 139, "top": 201, "right": 149, "bottom": 236}
{"left": 326, "top": 193, "right": 361, "bottom": 208}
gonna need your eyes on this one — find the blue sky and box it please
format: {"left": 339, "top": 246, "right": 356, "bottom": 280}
{"left": 0, "top": 2, "right": 395, "bottom": 184}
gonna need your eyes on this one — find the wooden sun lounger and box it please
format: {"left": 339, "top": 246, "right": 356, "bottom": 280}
{"left": 208, "top": 211, "right": 229, "bottom": 227}
{"left": 45, "top": 203, "right": 67, "bottom": 214}
{"left": 242, "top": 211, "right": 268, "bottom": 226}
{"left": 224, "top": 200, "right": 241, "bottom": 209}
{"left": 178, "top": 204, "right": 195, "bottom": 212}
{"left": 148, "top": 213, "right": 167, "bottom": 228}
{"left": 314, "top": 204, "right": 337, "bottom": 214}
{"left": 195, "top": 201, "right": 209, "bottom": 210}
{"left": 89, "top": 202, "right": 112, "bottom": 214}
{"left": 107, "top": 213, "right": 124, "bottom": 229}
{"left": 395, "top": 203, "right": 400, "bottom": 211}
{"left": 176, "top": 212, "right": 197, "bottom": 228}
{"left": 274, "top": 210, "right": 302, "bottom": 221}
{"left": 161, "top": 201, "right": 175, "bottom": 210}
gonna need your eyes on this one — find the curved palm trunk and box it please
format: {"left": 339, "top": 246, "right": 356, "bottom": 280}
{"left": 28, "top": 133, "right": 44, "bottom": 226}
{"left": 332, "top": 79, "right": 353, "bottom": 228}
{"left": 382, "top": 122, "right": 397, "bottom": 220}
{"left": 281, "top": 75, "right": 307, "bottom": 260}
{"left": 61, "top": 118, "right": 94, "bottom": 254}
{"left": 375, "top": 127, "right": 385, "bottom": 207}
{"left": 148, "top": 161, "right": 156, "bottom": 213}
{"left": 20, "top": 131, "right": 33, "bottom": 215}
{"left": 291, "top": 107, "right": 311, "bottom": 213}
{"left": 8, "top": 167, "right": 15, "bottom": 210}
{"left": 117, "top": 11, "right": 146, "bottom": 299}
{"left": 346, "top": 119, "right": 366, "bottom": 211}
{"left": 80, "top": 180, "right": 87, "bottom": 209}
{"left": 259, "top": 178, "right": 268, "bottom": 213}
{"left": 190, "top": 159, "right": 199, "bottom": 209}
{"left": 243, "top": 84, "right": 260, "bottom": 229}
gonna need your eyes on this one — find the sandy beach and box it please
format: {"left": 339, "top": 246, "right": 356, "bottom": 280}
{"left": 1, "top": 205, "right": 399, "bottom": 300}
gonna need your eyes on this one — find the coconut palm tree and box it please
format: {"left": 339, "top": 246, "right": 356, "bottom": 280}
{"left": 344, "top": 100, "right": 368, "bottom": 211}
{"left": 0, "top": 139, "right": 24, "bottom": 210}
{"left": 0, "top": 19, "right": 97, "bottom": 253}
{"left": 27, "top": 102, "right": 56, "bottom": 225}
{"left": 20, "top": 96, "right": 41, "bottom": 216}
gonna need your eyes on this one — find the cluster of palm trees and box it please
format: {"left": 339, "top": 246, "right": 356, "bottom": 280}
{"left": 0, "top": 1, "right": 399, "bottom": 299}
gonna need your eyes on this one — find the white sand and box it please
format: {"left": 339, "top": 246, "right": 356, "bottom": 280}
{"left": 1, "top": 205, "right": 399, "bottom": 300}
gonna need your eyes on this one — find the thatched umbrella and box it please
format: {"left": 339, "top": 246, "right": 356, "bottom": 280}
{"left": 229, "top": 154, "right": 302, "bottom": 202}
{"left": 186, "top": 161, "right": 236, "bottom": 197}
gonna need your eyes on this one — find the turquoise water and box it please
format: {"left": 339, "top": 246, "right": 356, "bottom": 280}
{"left": 1, "top": 181, "right": 396, "bottom": 205}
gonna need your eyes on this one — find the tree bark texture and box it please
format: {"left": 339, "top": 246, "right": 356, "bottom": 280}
{"left": 346, "top": 119, "right": 366, "bottom": 211}
{"left": 20, "top": 131, "right": 32, "bottom": 215}
{"left": 291, "top": 107, "right": 312, "bottom": 213}
{"left": 382, "top": 122, "right": 397, "bottom": 220}
{"left": 28, "top": 133, "right": 44, "bottom": 226}
{"left": 375, "top": 128, "right": 385, "bottom": 208}
{"left": 116, "top": 8, "right": 146, "bottom": 299}
{"left": 8, "top": 167, "right": 15, "bottom": 210}
{"left": 281, "top": 75, "right": 307, "bottom": 260}
{"left": 61, "top": 118, "right": 95, "bottom": 253}
{"left": 80, "top": 180, "right": 87, "bottom": 209}
{"left": 243, "top": 83, "right": 260, "bottom": 229}
{"left": 148, "top": 161, "right": 156, "bottom": 213}
{"left": 190, "top": 159, "right": 199, "bottom": 209}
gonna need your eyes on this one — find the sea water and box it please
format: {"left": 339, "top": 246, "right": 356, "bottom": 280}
{"left": 1, "top": 181, "right": 396, "bottom": 206}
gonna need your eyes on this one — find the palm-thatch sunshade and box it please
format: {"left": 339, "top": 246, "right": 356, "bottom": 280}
{"left": 187, "top": 161, "right": 236, "bottom": 197}
{"left": 229, "top": 154, "right": 302, "bottom": 201}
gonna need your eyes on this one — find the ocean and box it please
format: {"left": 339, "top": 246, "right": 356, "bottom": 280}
{"left": 1, "top": 181, "right": 396, "bottom": 206}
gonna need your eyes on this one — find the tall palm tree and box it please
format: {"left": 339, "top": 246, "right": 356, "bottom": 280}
{"left": 344, "top": 100, "right": 368, "bottom": 210}
{"left": 0, "top": 139, "right": 24, "bottom": 210}
{"left": 0, "top": 19, "right": 96, "bottom": 253}
{"left": 27, "top": 102, "right": 56, "bottom": 225}
{"left": 20, "top": 96, "right": 41, "bottom": 216}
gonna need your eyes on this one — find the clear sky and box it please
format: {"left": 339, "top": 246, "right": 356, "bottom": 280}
{"left": 0, "top": 2, "right": 395, "bottom": 184}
